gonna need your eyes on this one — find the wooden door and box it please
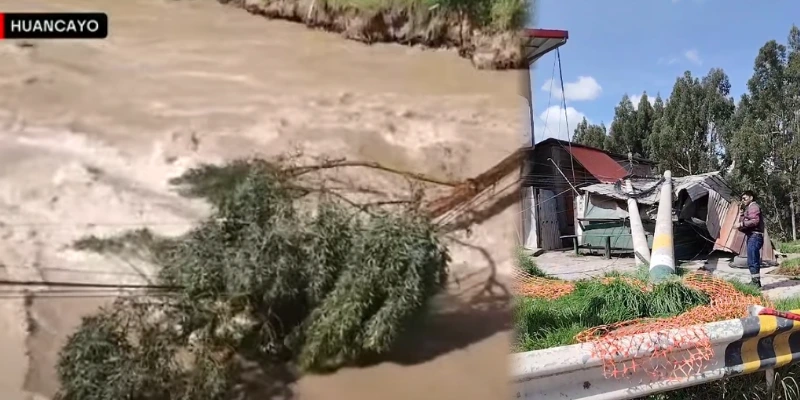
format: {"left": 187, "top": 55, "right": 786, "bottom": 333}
{"left": 536, "top": 189, "right": 561, "bottom": 250}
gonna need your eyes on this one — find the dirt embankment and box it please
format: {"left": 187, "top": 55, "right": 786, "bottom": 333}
{"left": 219, "top": 0, "right": 527, "bottom": 69}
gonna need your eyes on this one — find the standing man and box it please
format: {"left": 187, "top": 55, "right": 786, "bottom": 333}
{"left": 736, "top": 190, "right": 764, "bottom": 288}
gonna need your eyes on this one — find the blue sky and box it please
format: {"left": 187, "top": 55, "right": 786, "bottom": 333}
{"left": 530, "top": 0, "right": 800, "bottom": 142}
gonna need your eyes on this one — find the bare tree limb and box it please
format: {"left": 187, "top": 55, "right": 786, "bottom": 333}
{"left": 286, "top": 158, "right": 459, "bottom": 187}
{"left": 425, "top": 148, "right": 524, "bottom": 218}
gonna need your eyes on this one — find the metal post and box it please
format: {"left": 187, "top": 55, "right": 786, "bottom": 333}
{"left": 626, "top": 180, "right": 651, "bottom": 267}
{"left": 649, "top": 171, "right": 676, "bottom": 282}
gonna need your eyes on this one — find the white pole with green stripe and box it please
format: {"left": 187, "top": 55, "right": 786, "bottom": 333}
{"left": 649, "top": 170, "right": 675, "bottom": 281}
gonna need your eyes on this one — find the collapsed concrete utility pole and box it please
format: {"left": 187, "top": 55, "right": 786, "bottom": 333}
{"left": 649, "top": 171, "right": 676, "bottom": 282}
{"left": 625, "top": 180, "right": 651, "bottom": 267}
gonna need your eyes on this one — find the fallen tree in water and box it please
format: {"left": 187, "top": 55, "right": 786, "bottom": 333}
{"left": 57, "top": 160, "right": 451, "bottom": 400}
{"left": 58, "top": 148, "right": 522, "bottom": 399}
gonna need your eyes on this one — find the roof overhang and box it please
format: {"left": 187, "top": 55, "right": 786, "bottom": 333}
{"left": 523, "top": 29, "right": 569, "bottom": 65}
{"left": 565, "top": 146, "right": 628, "bottom": 183}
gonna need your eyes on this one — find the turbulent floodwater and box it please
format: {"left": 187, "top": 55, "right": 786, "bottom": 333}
{"left": 0, "top": 0, "right": 520, "bottom": 398}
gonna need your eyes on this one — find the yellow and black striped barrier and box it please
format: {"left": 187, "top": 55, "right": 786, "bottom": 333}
{"left": 724, "top": 310, "right": 800, "bottom": 375}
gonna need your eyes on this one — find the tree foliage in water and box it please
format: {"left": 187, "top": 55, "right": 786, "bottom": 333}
{"left": 572, "top": 24, "right": 800, "bottom": 240}
{"left": 56, "top": 161, "right": 450, "bottom": 400}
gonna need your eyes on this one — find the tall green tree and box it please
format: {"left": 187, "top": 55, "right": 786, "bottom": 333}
{"left": 649, "top": 72, "right": 704, "bottom": 175}
{"left": 606, "top": 95, "right": 643, "bottom": 156}
{"left": 573, "top": 117, "right": 608, "bottom": 149}
{"left": 699, "top": 68, "right": 736, "bottom": 170}
{"left": 785, "top": 25, "right": 800, "bottom": 239}
{"left": 649, "top": 70, "right": 734, "bottom": 176}
{"left": 633, "top": 92, "right": 656, "bottom": 158}
{"left": 652, "top": 94, "right": 666, "bottom": 121}
{"left": 729, "top": 32, "right": 800, "bottom": 239}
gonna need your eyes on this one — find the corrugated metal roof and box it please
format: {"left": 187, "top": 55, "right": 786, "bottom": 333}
{"left": 566, "top": 146, "right": 629, "bottom": 183}
{"left": 580, "top": 172, "right": 734, "bottom": 205}
{"left": 535, "top": 138, "right": 656, "bottom": 166}
{"left": 578, "top": 171, "right": 775, "bottom": 261}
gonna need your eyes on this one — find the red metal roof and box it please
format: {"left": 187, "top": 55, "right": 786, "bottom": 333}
{"left": 565, "top": 146, "right": 628, "bottom": 183}
{"left": 524, "top": 29, "right": 569, "bottom": 39}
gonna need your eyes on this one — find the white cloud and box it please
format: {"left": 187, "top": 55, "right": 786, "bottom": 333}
{"left": 541, "top": 76, "right": 603, "bottom": 102}
{"left": 684, "top": 49, "right": 702, "bottom": 65}
{"left": 630, "top": 93, "right": 656, "bottom": 110}
{"left": 534, "top": 105, "right": 587, "bottom": 141}
{"left": 657, "top": 56, "right": 680, "bottom": 65}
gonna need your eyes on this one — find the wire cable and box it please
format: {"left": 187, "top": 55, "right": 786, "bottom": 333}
{"left": 556, "top": 48, "right": 578, "bottom": 186}
{"left": 538, "top": 55, "right": 559, "bottom": 143}
{"left": 0, "top": 278, "right": 179, "bottom": 290}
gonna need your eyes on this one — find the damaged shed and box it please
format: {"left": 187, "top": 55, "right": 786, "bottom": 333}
{"left": 578, "top": 172, "right": 776, "bottom": 263}
{"left": 520, "top": 138, "right": 656, "bottom": 250}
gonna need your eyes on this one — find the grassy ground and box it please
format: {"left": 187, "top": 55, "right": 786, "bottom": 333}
{"left": 514, "top": 268, "right": 711, "bottom": 352}
{"left": 773, "top": 240, "right": 800, "bottom": 278}
{"left": 326, "top": 0, "right": 528, "bottom": 32}
{"left": 516, "top": 247, "right": 547, "bottom": 277}
{"left": 779, "top": 240, "right": 800, "bottom": 254}
{"left": 776, "top": 240, "right": 800, "bottom": 278}
{"left": 777, "top": 257, "right": 800, "bottom": 278}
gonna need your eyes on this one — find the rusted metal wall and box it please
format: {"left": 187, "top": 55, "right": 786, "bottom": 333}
{"left": 714, "top": 203, "right": 776, "bottom": 262}
{"left": 706, "top": 190, "right": 729, "bottom": 239}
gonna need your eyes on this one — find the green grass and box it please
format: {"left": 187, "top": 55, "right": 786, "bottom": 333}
{"left": 642, "top": 370, "right": 800, "bottom": 400}
{"left": 514, "top": 264, "right": 771, "bottom": 353}
{"left": 515, "top": 248, "right": 547, "bottom": 277}
{"left": 727, "top": 277, "right": 764, "bottom": 297}
{"left": 775, "top": 257, "right": 800, "bottom": 279}
{"left": 514, "top": 278, "right": 709, "bottom": 352}
{"left": 780, "top": 240, "right": 800, "bottom": 254}
{"left": 775, "top": 295, "right": 800, "bottom": 312}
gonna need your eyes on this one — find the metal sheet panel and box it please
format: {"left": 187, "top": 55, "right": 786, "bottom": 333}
{"left": 715, "top": 202, "right": 776, "bottom": 262}
{"left": 581, "top": 172, "right": 736, "bottom": 205}
{"left": 565, "top": 146, "right": 629, "bottom": 183}
{"left": 584, "top": 195, "right": 628, "bottom": 219}
{"left": 574, "top": 193, "right": 587, "bottom": 245}
{"left": 762, "top": 230, "right": 776, "bottom": 263}
{"left": 522, "top": 187, "right": 537, "bottom": 249}
{"left": 706, "top": 190, "right": 730, "bottom": 239}
{"left": 715, "top": 204, "right": 745, "bottom": 254}
{"left": 581, "top": 224, "right": 634, "bottom": 250}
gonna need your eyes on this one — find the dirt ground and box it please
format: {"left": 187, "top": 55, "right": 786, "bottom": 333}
{"left": 0, "top": 0, "right": 521, "bottom": 399}
{"left": 531, "top": 251, "right": 639, "bottom": 280}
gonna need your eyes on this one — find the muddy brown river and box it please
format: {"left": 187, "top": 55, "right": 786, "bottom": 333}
{"left": 0, "top": 0, "right": 520, "bottom": 398}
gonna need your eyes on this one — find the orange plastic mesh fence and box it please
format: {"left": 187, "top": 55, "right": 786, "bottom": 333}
{"left": 512, "top": 269, "right": 575, "bottom": 300}
{"left": 514, "top": 270, "right": 772, "bottom": 381}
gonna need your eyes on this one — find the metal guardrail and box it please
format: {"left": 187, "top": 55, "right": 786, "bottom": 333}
{"left": 511, "top": 308, "right": 800, "bottom": 400}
